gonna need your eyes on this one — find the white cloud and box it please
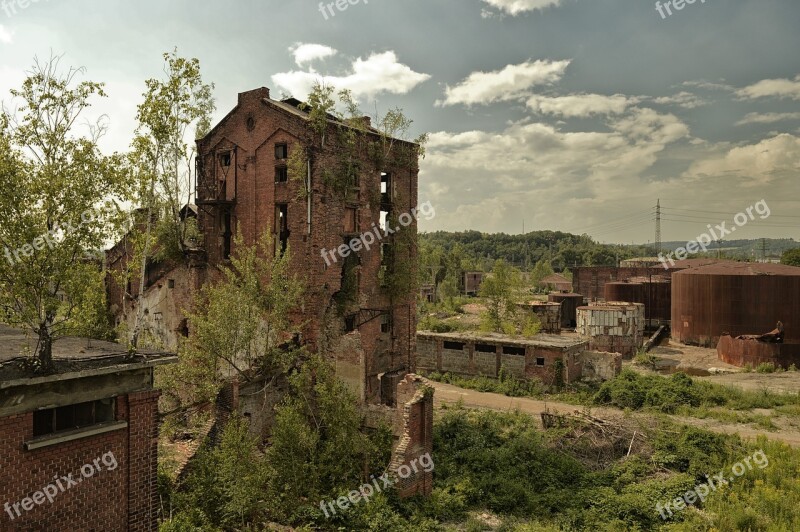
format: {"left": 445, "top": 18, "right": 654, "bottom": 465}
{"left": 736, "top": 112, "right": 800, "bottom": 126}
{"left": 526, "top": 93, "right": 634, "bottom": 117}
{"left": 652, "top": 91, "right": 706, "bottom": 109}
{"left": 737, "top": 75, "right": 800, "bottom": 100}
{"left": 0, "top": 25, "right": 13, "bottom": 44}
{"left": 437, "top": 59, "right": 571, "bottom": 107}
{"left": 290, "top": 43, "right": 337, "bottom": 66}
{"left": 682, "top": 80, "right": 735, "bottom": 92}
{"left": 684, "top": 134, "right": 800, "bottom": 186}
{"left": 481, "top": 0, "right": 563, "bottom": 16}
{"left": 272, "top": 51, "right": 430, "bottom": 100}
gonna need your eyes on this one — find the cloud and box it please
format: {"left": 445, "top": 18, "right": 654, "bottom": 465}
{"left": 736, "top": 112, "right": 800, "bottom": 126}
{"left": 682, "top": 80, "right": 735, "bottom": 92}
{"left": 290, "top": 43, "right": 337, "bottom": 66}
{"left": 737, "top": 75, "right": 800, "bottom": 100}
{"left": 0, "top": 25, "right": 13, "bottom": 44}
{"left": 652, "top": 91, "right": 707, "bottom": 109}
{"left": 481, "top": 0, "right": 564, "bottom": 16}
{"left": 526, "top": 93, "right": 634, "bottom": 117}
{"left": 684, "top": 134, "right": 800, "bottom": 186}
{"left": 272, "top": 50, "right": 430, "bottom": 100}
{"left": 437, "top": 59, "right": 571, "bottom": 107}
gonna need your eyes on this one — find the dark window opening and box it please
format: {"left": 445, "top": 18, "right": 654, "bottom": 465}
{"left": 220, "top": 151, "right": 232, "bottom": 167}
{"left": 221, "top": 211, "right": 232, "bottom": 260}
{"left": 381, "top": 314, "right": 391, "bottom": 334}
{"left": 380, "top": 209, "right": 390, "bottom": 233}
{"left": 275, "top": 204, "right": 289, "bottom": 256}
{"left": 345, "top": 315, "right": 356, "bottom": 332}
{"left": 275, "top": 166, "right": 288, "bottom": 183}
{"left": 381, "top": 172, "right": 391, "bottom": 204}
{"left": 475, "top": 344, "right": 496, "bottom": 353}
{"left": 275, "top": 143, "right": 288, "bottom": 160}
{"left": 33, "top": 398, "right": 116, "bottom": 438}
{"left": 503, "top": 346, "right": 526, "bottom": 356}
{"left": 168, "top": 279, "right": 175, "bottom": 289}
{"left": 443, "top": 341, "right": 465, "bottom": 351}
{"left": 536, "top": 357, "right": 546, "bottom": 367}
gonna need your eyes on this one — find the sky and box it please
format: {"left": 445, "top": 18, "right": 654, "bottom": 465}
{"left": 1, "top": 0, "right": 798, "bottom": 245}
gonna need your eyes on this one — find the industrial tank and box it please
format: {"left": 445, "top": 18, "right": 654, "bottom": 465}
{"left": 604, "top": 282, "right": 645, "bottom": 305}
{"left": 548, "top": 293, "right": 585, "bottom": 328}
{"left": 672, "top": 263, "right": 800, "bottom": 347}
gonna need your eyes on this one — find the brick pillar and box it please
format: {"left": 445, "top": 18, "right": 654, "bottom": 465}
{"left": 126, "top": 390, "right": 161, "bottom": 532}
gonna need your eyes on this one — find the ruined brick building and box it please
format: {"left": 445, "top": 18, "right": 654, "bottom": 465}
{"left": 108, "top": 86, "right": 422, "bottom": 407}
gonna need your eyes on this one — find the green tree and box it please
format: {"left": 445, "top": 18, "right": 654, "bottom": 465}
{"left": 781, "top": 248, "right": 800, "bottom": 267}
{"left": 163, "top": 230, "right": 304, "bottom": 406}
{"left": 0, "top": 56, "right": 128, "bottom": 371}
{"left": 530, "top": 258, "right": 555, "bottom": 290}
{"left": 479, "top": 259, "right": 523, "bottom": 333}
{"left": 126, "top": 50, "right": 215, "bottom": 348}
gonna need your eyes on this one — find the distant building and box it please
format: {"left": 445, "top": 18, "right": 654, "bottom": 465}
{"left": 0, "top": 325, "right": 176, "bottom": 531}
{"left": 462, "top": 271, "right": 485, "bottom": 296}
{"left": 539, "top": 273, "right": 573, "bottom": 293}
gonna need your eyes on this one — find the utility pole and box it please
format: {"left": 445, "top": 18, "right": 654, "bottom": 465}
{"left": 655, "top": 199, "right": 662, "bottom": 255}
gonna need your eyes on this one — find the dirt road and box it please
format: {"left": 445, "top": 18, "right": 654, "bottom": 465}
{"left": 429, "top": 380, "right": 800, "bottom": 447}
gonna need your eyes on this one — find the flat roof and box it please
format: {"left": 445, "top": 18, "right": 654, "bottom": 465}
{"left": 0, "top": 324, "right": 176, "bottom": 384}
{"left": 417, "top": 330, "right": 587, "bottom": 349}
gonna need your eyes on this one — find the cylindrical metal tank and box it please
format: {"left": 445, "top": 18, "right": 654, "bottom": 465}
{"left": 672, "top": 263, "right": 800, "bottom": 347}
{"left": 604, "top": 282, "right": 645, "bottom": 304}
{"left": 548, "top": 293, "right": 585, "bottom": 328}
{"left": 628, "top": 276, "right": 672, "bottom": 323}
{"left": 577, "top": 303, "right": 645, "bottom": 358}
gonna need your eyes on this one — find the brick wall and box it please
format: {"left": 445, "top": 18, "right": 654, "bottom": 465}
{"left": 0, "top": 390, "right": 161, "bottom": 532}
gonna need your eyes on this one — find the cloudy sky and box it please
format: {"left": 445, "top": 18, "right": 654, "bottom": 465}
{"left": 1, "top": 0, "right": 798, "bottom": 244}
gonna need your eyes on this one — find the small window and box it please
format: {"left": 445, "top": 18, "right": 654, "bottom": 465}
{"left": 220, "top": 151, "right": 232, "bottom": 167}
{"left": 443, "top": 341, "right": 465, "bottom": 351}
{"left": 275, "top": 143, "right": 288, "bottom": 160}
{"left": 381, "top": 314, "right": 391, "bottom": 334}
{"left": 275, "top": 204, "right": 289, "bottom": 256}
{"left": 275, "top": 166, "right": 288, "bottom": 183}
{"left": 475, "top": 344, "right": 496, "bottom": 353}
{"left": 33, "top": 399, "right": 116, "bottom": 437}
{"left": 503, "top": 346, "right": 526, "bottom": 357}
{"left": 345, "top": 315, "right": 356, "bottom": 332}
{"left": 168, "top": 279, "right": 175, "bottom": 289}
{"left": 536, "top": 357, "right": 546, "bottom": 367}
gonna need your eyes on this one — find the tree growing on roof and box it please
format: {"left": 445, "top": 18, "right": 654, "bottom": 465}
{"left": 0, "top": 55, "right": 129, "bottom": 372}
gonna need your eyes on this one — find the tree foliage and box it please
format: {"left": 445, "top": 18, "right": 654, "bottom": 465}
{"left": 781, "top": 248, "right": 800, "bottom": 267}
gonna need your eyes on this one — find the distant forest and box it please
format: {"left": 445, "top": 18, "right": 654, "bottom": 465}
{"left": 420, "top": 231, "right": 798, "bottom": 272}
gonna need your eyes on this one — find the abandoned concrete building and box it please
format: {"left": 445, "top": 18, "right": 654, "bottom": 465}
{"left": 0, "top": 325, "right": 176, "bottom": 531}
{"left": 416, "top": 331, "right": 621, "bottom": 385}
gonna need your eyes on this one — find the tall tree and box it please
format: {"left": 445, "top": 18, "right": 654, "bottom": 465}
{"left": 0, "top": 56, "right": 128, "bottom": 371}
{"left": 479, "top": 259, "right": 523, "bottom": 333}
{"left": 126, "top": 50, "right": 215, "bottom": 348}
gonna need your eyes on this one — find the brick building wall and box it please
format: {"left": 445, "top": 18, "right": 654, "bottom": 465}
{"left": 0, "top": 390, "right": 162, "bottom": 532}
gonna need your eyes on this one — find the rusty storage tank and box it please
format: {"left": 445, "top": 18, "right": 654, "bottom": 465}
{"left": 548, "top": 293, "right": 585, "bottom": 328}
{"left": 518, "top": 302, "right": 561, "bottom": 334}
{"left": 629, "top": 276, "right": 672, "bottom": 324}
{"left": 604, "top": 282, "right": 645, "bottom": 305}
{"left": 672, "top": 262, "right": 800, "bottom": 347}
{"left": 577, "top": 303, "right": 645, "bottom": 358}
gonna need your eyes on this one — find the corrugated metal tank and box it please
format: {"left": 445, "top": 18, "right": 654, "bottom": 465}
{"left": 604, "top": 282, "right": 645, "bottom": 304}
{"left": 576, "top": 303, "right": 645, "bottom": 358}
{"left": 548, "top": 293, "right": 585, "bottom": 328}
{"left": 672, "top": 263, "right": 800, "bottom": 347}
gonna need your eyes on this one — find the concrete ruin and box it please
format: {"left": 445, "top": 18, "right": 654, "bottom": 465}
{"left": 517, "top": 302, "right": 562, "bottom": 334}
{"left": 576, "top": 303, "right": 645, "bottom": 358}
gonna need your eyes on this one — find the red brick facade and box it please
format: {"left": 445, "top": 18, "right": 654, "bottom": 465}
{"left": 0, "top": 390, "right": 161, "bottom": 532}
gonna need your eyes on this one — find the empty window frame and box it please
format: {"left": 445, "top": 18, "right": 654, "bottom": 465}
{"left": 33, "top": 398, "right": 116, "bottom": 437}
{"left": 503, "top": 346, "right": 526, "bottom": 357}
{"left": 381, "top": 172, "right": 391, "bottom": 196}
{"left": 381, "top": 314, "right": 391, "bottom": 334}
{"left": 275, "top": 143, "right": 288, "bottom": 160}
{"left": 219, "top": 151, "right": 232, "bottom": 167}
{"left": 536, "top": 357, "right": 546, "bottom": 367}
{"left": 443, "top": 341, "right": 465, "bottom": 350}
{"left": 475, "top": 344, "right": 497, "bottom": 353}
{"left": 275, "top": 166, "right": 288, "bottom": 183}
{"left": 275, "top": 204, "right": 289, "bottom": 255}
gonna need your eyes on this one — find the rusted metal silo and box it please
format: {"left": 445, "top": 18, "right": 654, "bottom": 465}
{"left": 672, "top": 262, "right": 800, "bottom": 347}
{"left": 604, "top": 282, "right": 645, "bottom": 304}
{"left": 548, "top": 293, "right": 585, "bottom": 328}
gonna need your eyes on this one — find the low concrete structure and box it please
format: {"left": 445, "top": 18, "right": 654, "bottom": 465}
{"left": 577, "top": 303, "right": 644, "bottom": 358}
{"left": 717, "top": 334, "right": 800, "bottom": 369}
{"left": 416, "top": 331, "right": 594, "bottom": 385}
{"left": 0, "top": 325, "right": 176, "bottom": 531}
{"left": 575, "top": 351, "right": 623, "bottom": 381}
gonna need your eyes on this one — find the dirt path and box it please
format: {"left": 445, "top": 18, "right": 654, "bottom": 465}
{"left": 429, "top": 381, "right": 800, "bottom": 447}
